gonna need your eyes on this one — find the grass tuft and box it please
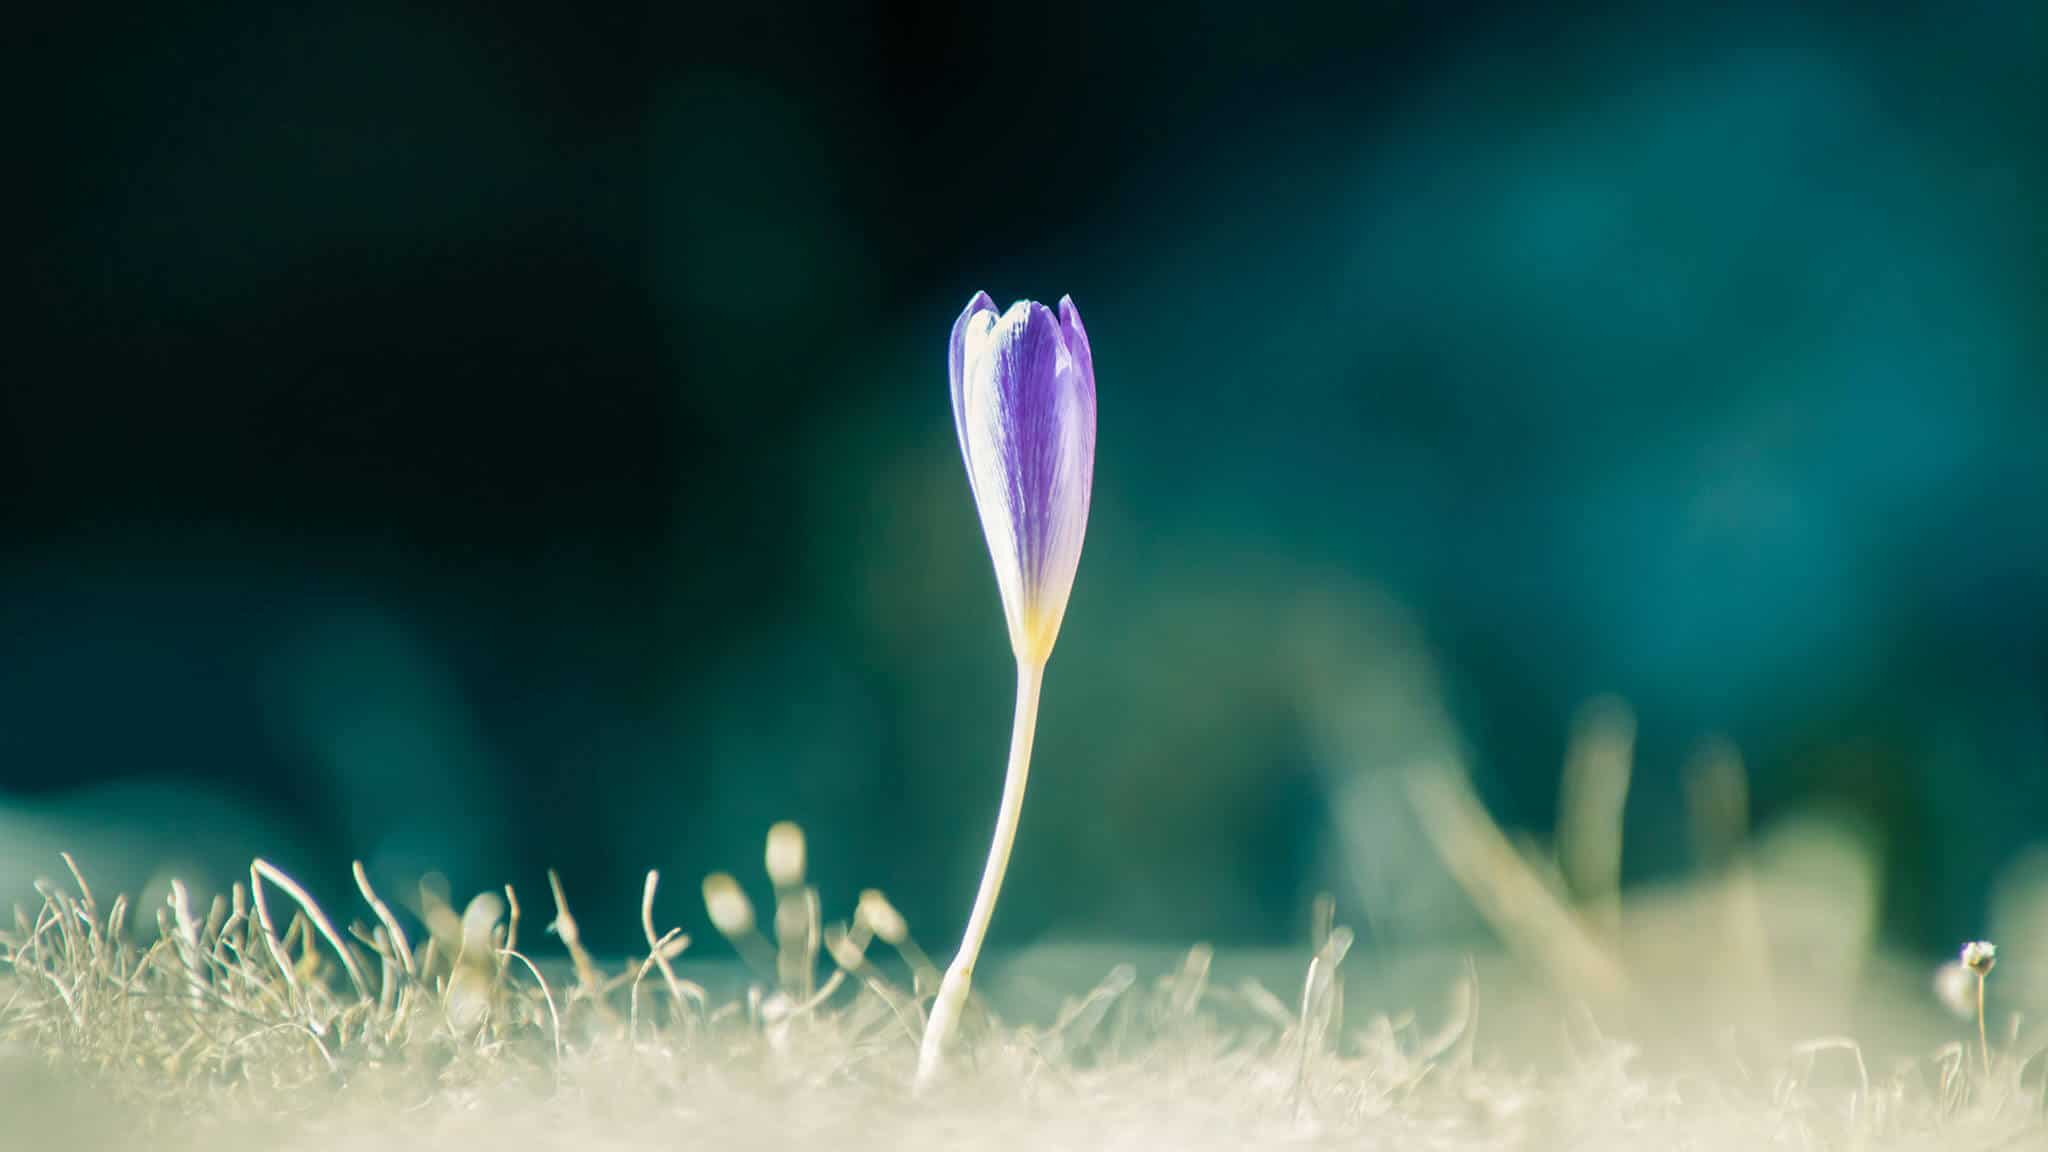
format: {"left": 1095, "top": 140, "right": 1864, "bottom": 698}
{"left": 2, "top": 833, "right": 2044, "bottom": 1150}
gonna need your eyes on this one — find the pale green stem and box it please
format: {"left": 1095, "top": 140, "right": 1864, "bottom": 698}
{"left": 916, "top": 658, "right": 1044, "bottom": 1091}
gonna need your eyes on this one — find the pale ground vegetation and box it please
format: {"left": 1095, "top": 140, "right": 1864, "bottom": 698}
{"left": 4, "top": 755, "right": 2046, "bottom": 1150}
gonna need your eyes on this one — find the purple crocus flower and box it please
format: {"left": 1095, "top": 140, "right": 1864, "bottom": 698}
{"left": 918, "top": 291, "right": 1098, "bottom": 1091}
{"left": 948, "top": 292, "right": 1098, "bottom": 666}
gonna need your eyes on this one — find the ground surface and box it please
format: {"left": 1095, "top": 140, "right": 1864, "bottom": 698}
{"left": 4, "top": 893, "right": 2043, "bottom": 1151}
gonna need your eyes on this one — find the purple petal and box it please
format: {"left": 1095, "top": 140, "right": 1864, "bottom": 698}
{"left": 959, "top": 299, "right": 1096, "bottom": 660}
{"left": 1058, "top": 295, "right": 1094, "bottom": 395}
{"left": 948, "top": 291, "right": 999, "bottom": 476}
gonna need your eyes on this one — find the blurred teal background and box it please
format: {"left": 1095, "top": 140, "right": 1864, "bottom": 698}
{"left": 8, "top": 2, "right": 2046, "bottom": 956}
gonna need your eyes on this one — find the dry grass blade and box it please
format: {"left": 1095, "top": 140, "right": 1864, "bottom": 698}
{"left": 1407, "top": 765, "right": 1632, "bottom": 1009}
{"left": 640, "top": 871, "right": 703, "bottom": 1022}
{"left": 544, "top": 869, "right": 607, "bottom": 1011}
{"left": 351, "top": 862, "right": 415, "bottom": 979}
{"left": 500, "top": 946, "right": 562, "bottom": 1070}
{"left": 252, "top": 860, "right": 371, "bottom": 1004}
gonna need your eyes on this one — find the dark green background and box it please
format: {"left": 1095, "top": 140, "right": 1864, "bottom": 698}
{"left": 8, "top": 2, "right": 2045, "bottom": 956}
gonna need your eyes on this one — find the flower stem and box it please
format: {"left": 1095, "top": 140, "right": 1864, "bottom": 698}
{"left": 1977, "top": 971, "right": 1990, "bottom": 1078}
{"left": 916, "top": 658, "right": 1044, "bottom": 1091}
